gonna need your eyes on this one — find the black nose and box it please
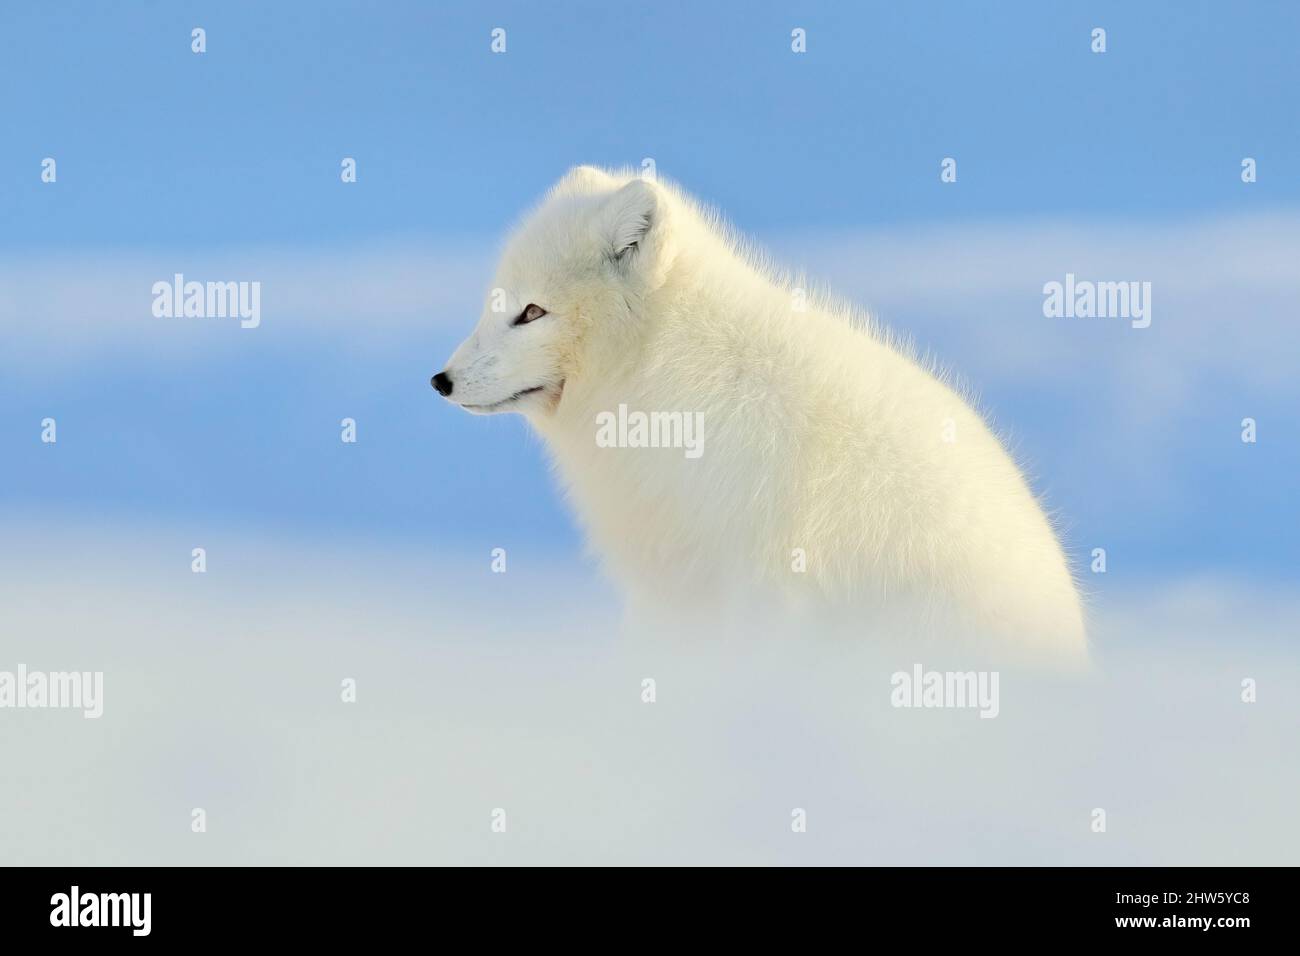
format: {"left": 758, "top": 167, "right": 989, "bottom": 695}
{"left": 431, "top": 371, "right": 453, "bottom": 396}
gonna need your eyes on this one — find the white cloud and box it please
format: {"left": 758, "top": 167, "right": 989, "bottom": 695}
{"left": 769, "top": 209, "right": 1300, "bottom": 390}
{"left": 6, "top": 210, "right": 1297, "bottom": 390}
{"left": 0, "top": 240, "right": 495, "bottom": 374}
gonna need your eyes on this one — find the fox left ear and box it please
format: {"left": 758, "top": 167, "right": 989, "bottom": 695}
{"left": 602, "top": 179, "right": 657, "bottom": 260}
{"left": 598, "top": 179, "right": 675, "bottom": 289}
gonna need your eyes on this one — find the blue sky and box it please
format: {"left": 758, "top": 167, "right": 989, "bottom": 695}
{"left": 5, "top": 0, "right": 1298, "bottom": 247}
{"left": 2, "top": 1, "right": 1297, "bottom": 585}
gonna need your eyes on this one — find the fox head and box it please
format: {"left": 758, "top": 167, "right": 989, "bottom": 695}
{"left": 433, "top": 166, "right": 675, "bottom": 416}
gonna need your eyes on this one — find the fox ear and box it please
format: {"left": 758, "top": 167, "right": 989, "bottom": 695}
{"left": 600, "top": 179, "right": 658, "bottom": 263}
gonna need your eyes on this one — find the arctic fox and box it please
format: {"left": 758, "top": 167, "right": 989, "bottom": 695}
{"left": 434, "top": 166, "right": 1086, "bottom": 660}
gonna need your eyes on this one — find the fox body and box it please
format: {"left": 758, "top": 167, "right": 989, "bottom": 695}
{"left": 436, "top": 167, "right": 1086, "bottom": 659}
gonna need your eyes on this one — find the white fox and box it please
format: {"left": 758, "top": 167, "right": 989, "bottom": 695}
{"left": 435, "top": 166, "right": 1086, "bottom": 662}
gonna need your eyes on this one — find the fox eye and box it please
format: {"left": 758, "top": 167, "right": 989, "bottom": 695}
{"left": 512, "top": 304, "right": 547, "bottom": 326}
